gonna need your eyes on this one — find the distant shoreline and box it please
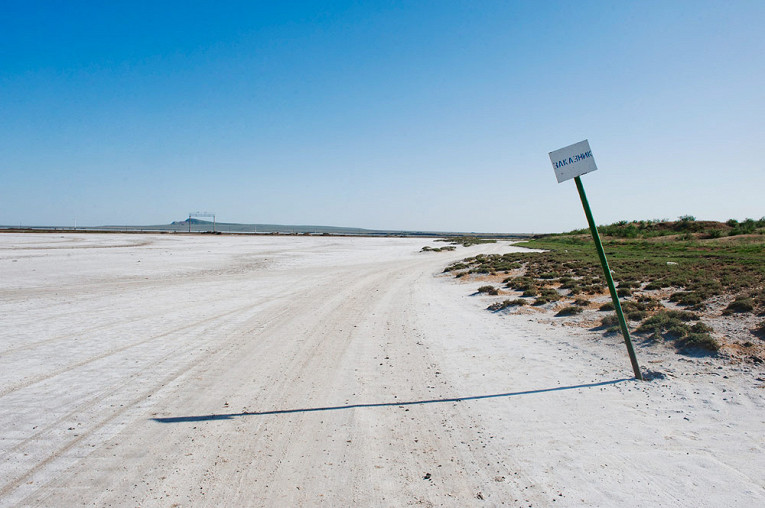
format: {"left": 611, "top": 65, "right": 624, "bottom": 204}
{"left": 0, "top": 227, "right": 531, "bottom": 240}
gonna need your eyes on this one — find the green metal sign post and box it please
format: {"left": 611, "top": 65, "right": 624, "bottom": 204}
{"left": 549, "top": 140, "right": 643, "bottom": 380}
{"left": 574, "top": 176, "right": 643, "bottom": 380}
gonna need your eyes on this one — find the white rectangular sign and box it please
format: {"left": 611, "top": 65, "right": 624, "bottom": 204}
{"left": 549, "top": 139, "right": 598, "bottom": 183}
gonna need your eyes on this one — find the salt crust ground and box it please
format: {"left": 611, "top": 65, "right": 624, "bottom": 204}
{"left": 0, "top": 233, "right": 763, "bottom": 507}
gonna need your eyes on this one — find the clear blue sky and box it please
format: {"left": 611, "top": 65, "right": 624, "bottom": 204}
{"left": 2, "top": 1, "right": 764, "bottom": 232}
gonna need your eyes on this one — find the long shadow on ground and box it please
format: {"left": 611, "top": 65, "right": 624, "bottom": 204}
{"left": 151, "top": 378, "right": 631, "bottom": 423}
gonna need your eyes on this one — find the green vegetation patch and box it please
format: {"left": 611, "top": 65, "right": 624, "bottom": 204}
{"left": 446, "top": 219, "right": 763, "bottom": 358}
{"left": 635, "top": 311, "right": 718, "bottom": 353}
{"left": 444, "top": 253, "right": 522, "bottom": 275}
{"left": 515, "top": 220, "right": 765, "bottom": 312}
{"left": 567, "top": 216, "right": 765, "bottom": 239}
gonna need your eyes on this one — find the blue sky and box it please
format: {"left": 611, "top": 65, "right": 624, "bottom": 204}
{"left": 2, "top": 1, "right": 764, "bottom": 232}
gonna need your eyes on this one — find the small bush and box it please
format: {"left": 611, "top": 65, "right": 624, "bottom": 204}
{"left": 444, "top": 262, "right": 468, "bottom": 272}
{"left": 522, "top": 287, "right": 539, "bottom": 297}
{"left": 597, "top": 314, "right": 621, "bottom": 334}
{"left": 664, "top": 310, "right": 700, "bottom": 321}
{"left": 707, "top": 229, "right": 723, "bottom": 239}
{"left": 599, "top": 302, "right": 615, "bottom": 311}
{"left": 637, "top": 313, "right": 689, "bottom": 339}
{"left": 665, "top": 321, "right": 689, "bottom": 338}
{"left": 617, "top": 288, "right": 632, "bottom": 297}
{"left": 627, "top": 310, "right": 648, "bottom": 321}
{"left": 635, "top": 296, "right": 662, "bottom": 310}
{"left": 750, "top": 289, "right": 765, "bottom": 309}
{"left": 573, "top": 298, "right": 590, "bottom": 306}
{"left": 581, "top": 285, "right": 603, "bottom": 295}
{"left": 507, "top": 277, "right": 536, "bottom": 291}
{"left": 635, "top": 312, "right": 715, "bottom": 352}
{"left": 487, "top": 299, "right": 527, "bottom": 311}
{"left": 679, "top": 332, "right": 720, "bottom": 352}
{"left": 533, "top": 289, "right": 562, "bottom": 305}
{"left": 487, "top": 301, "right": 506, "bottom": 311}
{"left": 725, "top": 297, "right": 754, "bottom": 314}
{"left": 556, "top": 306, "right": 583, "bottom": 316}
{"left": 422, "top": 245, "right": 456, "bottom": 252}
{"left": 478, "top": 285, "right": 499, "bottom": 296}
{"left": 690, "top": 322, "right": 713, "bottom": 333}
{"left": 670, "top": 291, "right": 705, "bottom": 307}
{"left": 621, "top": 301, "right": 647, "bottom": 312}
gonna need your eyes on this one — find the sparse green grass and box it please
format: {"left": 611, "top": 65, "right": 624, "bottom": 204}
{"left": 445, "top": 219, "right": 763, "bottom": 358}
{"left": 513, "top": 223, "right": 765, "bottom": 312}
{"left": 448, "top": 224, "right": 764, "bottom": 315}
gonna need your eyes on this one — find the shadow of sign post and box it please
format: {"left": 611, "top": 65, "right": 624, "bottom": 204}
{"left": 549, "top": 140, "right": 643, "bottom": 381}
{"left": 151, "top": 378, "right": 631, "bottom": 423}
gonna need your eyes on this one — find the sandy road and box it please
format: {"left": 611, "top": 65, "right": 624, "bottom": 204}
{"left": 1, "top": 233, "right": 764, "bottom": 507}
{"left": 0, "top": 234, "right": 530, "bottom": 506}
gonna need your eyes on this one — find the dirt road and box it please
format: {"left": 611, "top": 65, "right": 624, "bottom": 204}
{"left": 1, "top": 234, "right": 763, "bottom": 506}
